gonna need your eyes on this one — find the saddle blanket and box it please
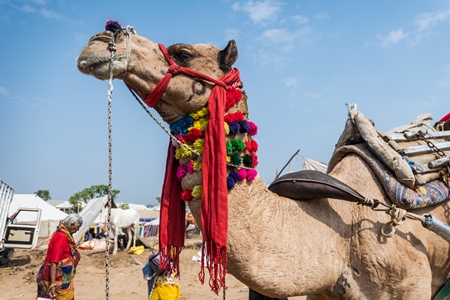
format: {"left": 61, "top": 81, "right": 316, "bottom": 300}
{"left": 329, "top": 144, "right": 450, "bottom": 209}
{"left": 335, "top": 108, "right": 450, "bottom": 189}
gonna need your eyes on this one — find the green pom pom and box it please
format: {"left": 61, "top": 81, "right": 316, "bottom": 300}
{"left": 226, "top": 141, "right": 233, "bottom": 153}
{"left": 230, "top": 153, "right": 242, "bottom": 165}
{"left": 243, "top": 155, "right": 253, "bottom": 167}
{"left": 232, "top": 138, "right": 246, "bottom": 152}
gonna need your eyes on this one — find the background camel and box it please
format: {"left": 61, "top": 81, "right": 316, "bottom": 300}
{"left": 77, "top": 25, "right": 450, "bottom": 299}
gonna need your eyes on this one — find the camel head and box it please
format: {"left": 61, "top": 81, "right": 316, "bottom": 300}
{"left": 77, "top": 24, "right": 239, "bottom": 124}
{"left": 77, "top": 22, "right": 260, "bottom": 295}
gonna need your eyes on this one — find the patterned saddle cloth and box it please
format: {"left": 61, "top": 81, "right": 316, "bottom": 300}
{"left": 329, "top": 143, "right": 450, "bottom": 209}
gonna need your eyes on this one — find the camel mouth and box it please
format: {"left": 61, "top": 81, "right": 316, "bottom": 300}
{"left": 77, "top": 54, "right": 127, "bottom": 80}
{"left": 77, "top": 56, "right": 109, "bottom": 76}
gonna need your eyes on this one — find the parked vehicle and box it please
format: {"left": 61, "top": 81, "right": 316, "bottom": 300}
{"left": 0, "top": 179, "right": 42, "bottom": 265}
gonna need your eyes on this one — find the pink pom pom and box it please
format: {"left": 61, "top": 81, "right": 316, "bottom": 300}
{"left": 237, "top": 169, "right": 247, "bottom": 180}
{"left": 187, "top": 160, "right": 194, "bottom": 173}
{"left": 248, "top": 122, "right": 258, "bottom": 136}
{"left": 247, "top": 169, "right": 257, "bottom": 181}
{"left": 176, "top": 165, "right": 187, "bottom": 180}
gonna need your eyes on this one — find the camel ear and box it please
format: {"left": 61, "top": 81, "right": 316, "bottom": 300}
{"left": 219, "top": 40, "right": 238, "bottom": 73}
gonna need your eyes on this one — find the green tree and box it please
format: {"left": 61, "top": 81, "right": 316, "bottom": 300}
{"left": 68, "top": 195, "right": 84, "bottom": 213}
{"left": 119, "top": 203, "right": 129, "bottom": 210}
{"left": 69, "top": 185, "right": 120, "bottom": 212}
{"left": 35, "top": 190, "right": 51, "bottom": 201}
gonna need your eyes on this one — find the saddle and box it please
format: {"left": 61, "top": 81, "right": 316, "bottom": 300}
{"left": 268, "top": 169, "right": 378, "bottom": 206}
{"left": 334, "top": 108, "right": 450, "bottom": 189}
{"left": 268, "top": 110, "right": 450, "bottom": 208}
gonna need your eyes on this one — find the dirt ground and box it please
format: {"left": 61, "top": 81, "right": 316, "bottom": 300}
{"left": 0, "top": 235, "right": 306, "bottom": 300}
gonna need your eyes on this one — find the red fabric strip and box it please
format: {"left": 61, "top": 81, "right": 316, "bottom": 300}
{"left": 159, "top": 142, "right": 185, "bottom": 277}
{"left": 439, "top": 112, "right": 450, "bottom": 123}
{"left": 199, "top": 69, "right": 240, "bottom": 294}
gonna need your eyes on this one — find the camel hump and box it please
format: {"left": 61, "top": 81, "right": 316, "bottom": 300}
{"left": 268, "top": 170, "right": 367, "bottom": 203}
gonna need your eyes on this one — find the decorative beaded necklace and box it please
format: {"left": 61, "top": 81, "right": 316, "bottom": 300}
{"left": 169, "top": 84, "right": 259, "bottom": 202}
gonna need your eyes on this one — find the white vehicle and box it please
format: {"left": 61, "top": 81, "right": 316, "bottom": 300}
{"left": 0, "top": 179, "right": 42, "bottom": 265}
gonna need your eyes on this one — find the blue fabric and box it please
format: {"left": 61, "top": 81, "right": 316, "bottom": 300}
{"left": 143, "top": 261, "right": 157, "bottom": 296}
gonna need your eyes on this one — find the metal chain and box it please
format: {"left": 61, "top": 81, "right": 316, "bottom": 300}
{"left": 128, "top": 88, "right": 256, "bottom": 171}
{"left": 104, "top": 33, "right": 116, "bottom": 300}
{"left": 416, "top": 131, "right": 447, "bottom": 158}
{"left": 416, "top": 131, "right": 450, "bottom": 182}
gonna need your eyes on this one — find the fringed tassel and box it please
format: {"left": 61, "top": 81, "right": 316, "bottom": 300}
{"left": 160, "top": 245, "right": 183, "bottom": 278}
{"left": 199, "top": 241, "right": 228, "bottom": 294}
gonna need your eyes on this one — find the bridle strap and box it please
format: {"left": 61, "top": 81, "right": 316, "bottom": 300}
{"left": 143, "top": 43, "right": 228, "bottom": 108}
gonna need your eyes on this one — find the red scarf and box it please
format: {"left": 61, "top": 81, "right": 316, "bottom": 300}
{"left": 159, "top": 68, "right": 241, "bottom": 295}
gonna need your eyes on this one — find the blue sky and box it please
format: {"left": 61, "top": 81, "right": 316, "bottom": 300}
{"left": 1, "top": 0, "right": 450, "bottom": 206}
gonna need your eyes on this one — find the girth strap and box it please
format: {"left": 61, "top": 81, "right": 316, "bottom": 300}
{"left": 268, "top": 170, "right": 379, "bottom": 207}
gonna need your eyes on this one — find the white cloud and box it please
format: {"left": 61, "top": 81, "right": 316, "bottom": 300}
{"left": 303, "top": 92, "right": 322, "bottom": 99}
{"left": 225, "top": 28, "right": 240, "bottom": 41}
{"left": 0, "top": 85, "right": 10, "bottom": 96}
{"left": 413, "top": 10, "right": 450, "bottom": 33}
{"left": 292, "top": 15, "right": 308, "bottom": 24}
{"left": 31, "top": 0, "right": 47, "bottom": 5}
{"left": 250, "top": 50, "right": 288, "bottom": 68}
{"left": 18, "top": 5, "right": 35, "bottom": 13}
{"left": 283, "top": 77, "right": 299, "bottom": 88}
{"left": 376, "top": 28, "right": 407, "bottom": 48}
{"left": 232, "top": 0, "right": 283, "bottom": 24}
{"left": 410, "top": 9, "right": 450, "bottom": 45}
{"left": 40, "top": 8, "right": 62, "bottom": 20}
{"left": 260, "top": 26, "right": 311, "bottom": 48}
{"left": 315, "top": 12, "right": 329, "bottom": 21}
{"left": 375, "top": 9, "right": 450, "bottom": 47}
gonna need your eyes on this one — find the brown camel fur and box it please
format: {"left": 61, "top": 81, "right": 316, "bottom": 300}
{"left": 77, "top": 29, "right": 450, "bottom": 299}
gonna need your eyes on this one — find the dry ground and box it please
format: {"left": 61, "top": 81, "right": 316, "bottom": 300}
{"left": 0, "top": 235, "right": 306, "bottom": 300}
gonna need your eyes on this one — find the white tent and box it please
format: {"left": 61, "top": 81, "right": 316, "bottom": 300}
{"left": 55, "top": 200, "right": 86, "bottom": 213}
{"left": 9, "top": 194, "right": 68, "bottom": 238}
{"left": 301, "top": 157, "right": 328, "bottom": 174}
{"left": 73, "top": 196, "right": 108, "bottom": 244}
{"left": 117, "top": 202, "right": 150, "bottom": 211}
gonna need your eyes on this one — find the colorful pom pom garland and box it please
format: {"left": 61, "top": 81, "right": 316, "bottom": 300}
{"left": 105, "top": 20, "right": 122, "bottom": 32}
{"left": 170, "top": 85, "right": 259, "bottom": 201}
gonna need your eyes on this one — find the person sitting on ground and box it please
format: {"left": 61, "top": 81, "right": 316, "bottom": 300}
{"left": 84, "top": 229, "right": 93, "bottom": 241}
{"left": 143, "top": 249, "right": 181, "bottom": 300}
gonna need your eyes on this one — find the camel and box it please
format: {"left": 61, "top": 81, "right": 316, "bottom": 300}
{"left": 77, "top": 24, "right": 450, "bottom": 299}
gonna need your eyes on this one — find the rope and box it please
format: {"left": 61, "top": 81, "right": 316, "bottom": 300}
{"left": 104, "top": 31, "right": 116, "bottom": 300}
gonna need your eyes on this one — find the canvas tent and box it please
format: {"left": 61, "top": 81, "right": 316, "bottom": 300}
{"left": 72, "top": 196, "right": 108, "bottom": 244}
{"left": 9, "top": 194, "right": 68, "bottom": 238}
{"left": 301, "top": 157, "right": 328, "bottom": 173}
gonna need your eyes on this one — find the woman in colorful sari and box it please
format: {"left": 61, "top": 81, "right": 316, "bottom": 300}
{"left": 36, "top": 213, "right": 83, "bottom": 300}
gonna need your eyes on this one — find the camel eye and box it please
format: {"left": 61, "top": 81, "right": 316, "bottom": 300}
{"left": 175, "top": 52, "right": 191, "bottom": 62}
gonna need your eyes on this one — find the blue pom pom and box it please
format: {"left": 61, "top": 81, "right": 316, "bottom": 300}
{"left": 227, "top": 175, "right": 236, "bottom": 190}
{"left": 239, "top": 120, "right": 249, "bottom": 133}
{"left": 105, "top": 20, "right": 122, "bottom": 32}
{"left": 229, "top": 122, "right": 240, "bottom": 135}
{"left": 227, "top": 171, "right": 240, "bottom": 190}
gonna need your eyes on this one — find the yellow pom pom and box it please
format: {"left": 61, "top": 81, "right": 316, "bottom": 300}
{"left": 193, "top": 161, "right": 202, "bottom": 171}
{"left": 224, "top": 122, "right": 229, "bottom": 135}
{"left": 193, "top": 139, "right": 204, "bottom": 153}
{"left": 192, "top": 185, "right": 202, "bottom": 198}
